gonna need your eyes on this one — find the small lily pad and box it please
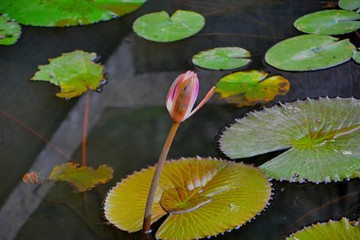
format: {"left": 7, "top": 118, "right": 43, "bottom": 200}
{"left": 294, "top": 10, "right": 360, "bottom": 35}
{"left": 287, "top": 218, "right": 360, "bottom": 240}
{"left": 339, "top": 0, "right": 360, "bottom": 10}
{"left": 0, "top": 0, "right": 146, "bottom": 27}
{"left": 133, "top": 10, "right": 205, "bottom": 42}
{"left": 265, "top": 34, "right": 356, "bottom": 71}
{"left": 215, "top": 70, "right": 289, "bottom": 107}
{"left": 104, "top": 157, "right": 272, "bottom": 239}
{"left": 192, "top": 47, "right": 251, "bottom": 70}
{"left": 0, "top": 15, "right": 21, "bottom": 45}
{"left": 220, "top": 97, "right": 360, "bottom": 183}
{"left": 31, "top": 50, "right": 106, "bottom": 99}
{"left": 49, "top": 163, "right": 113, "bottom": 192}
{"left": 353, "top": 50, "right": 360, "bottom": 63}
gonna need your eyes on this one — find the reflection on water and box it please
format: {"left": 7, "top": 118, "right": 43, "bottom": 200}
{"left": 0, "top": 0, "right": 360, "bottom": 239}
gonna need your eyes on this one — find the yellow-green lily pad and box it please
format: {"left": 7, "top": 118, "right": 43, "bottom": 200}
{"left": 31, "top": 50, "right": 106, "bottom": 99}
{"left": 104, "top": 157, "right": 272, "bottom": 239}
{"left": 215, "top": 70, "right": 290, "bottom": 107}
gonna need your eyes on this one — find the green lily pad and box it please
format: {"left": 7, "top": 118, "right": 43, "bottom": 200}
{"left": 339, "top": 0, "right": 360, "bottom": 10}
{"left": 49, "top": 163, "right": 113, "bottom": 192}
{"left": 220, "top": 97, "right": 360, "bottom": 183}
{"left": 353, "top": 50, "right": 360, "bottom": 63}
{"left": 104, "top": 157, "right": 272, "bottom": 239}
{"left": 294, "top": 10, "right": 360, "bottom": 35}
{"left": 265, "top": 35, "right": 356, "bottom": 71}
{"left": 287, "top": 218, "right": 360, "bottom": 240}
{"left": 215, "top": 70, "right": 290, "bottom": 107}
{"left": 0, "top": 15, "right": 21, "bottom": 45}
{"left": 133, "top": 10, "right": 205, "bottom": 42}
{"left": 0, "top": 0, "right": 146, "bottom": 27}
{"left": 192, "top": 47, "right": 251, "bottom": 70}
{"left": 31, "top": 50, "right": 106, "bottom": 99}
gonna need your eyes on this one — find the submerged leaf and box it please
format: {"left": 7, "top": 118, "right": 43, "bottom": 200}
{"left": 339, "top": 0, "right": 360, "bottom": 10}
{"left": 0, "top": 0, "right": 146, "bottom": 27}
{"left": 294, "top": 10, "right": 360, "bottom": 35}
{"left": 192, "top": 47, "right": 251, "bottom": 70}
{"left": 265, "top": 35, "right": 356, "bottom": 71}
{"left": 31, "top": 50, "right": 106, "bottom": 99}
{"left": 220, "top": 97, "right": 360, "bottom": 183}
{"left": 104, "top": 157, "right": 271, "bottom": 239}
{"left": 49, "top": 163, "right": 113, "bottom": 192}
{"left": 287, "top": 218, "right": 360, "bottom": 240}
{"left": 0, "top": 15, "right": 21, "bottom": 45}
{"left": 215, "top": 70, "right": 290, "bottom": 107}
{"left": 133, "top": 10, "right": 205, "bottom": 42}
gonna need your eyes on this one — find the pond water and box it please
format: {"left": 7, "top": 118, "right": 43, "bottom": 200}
{"left": 0, "top": 0, "right": 360, "bottom": 239}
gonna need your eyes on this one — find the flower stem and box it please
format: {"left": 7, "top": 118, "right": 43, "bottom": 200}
{"left": 142, "top": 121, "right": 180, "bottom": 238}
{"left": 82, "top": 89, "right": 90, "bottom": 166}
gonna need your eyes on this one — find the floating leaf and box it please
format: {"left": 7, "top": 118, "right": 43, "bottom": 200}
{"left": 104, "top": 157, "right": 271, "bottom": 239}
{"left": 31, "top": 50, "right": 106, "bottom": 99}
{"left": 265, "top": 35, "right": 356, "bottom": 71}
{"left": 49, "top": 163, "right": 113, "bottom": 192}
{"left": 0, "top": 15, "right": 21, "bottom": 45}
{"left": 353, "top": 50, "right": 360, "bottom": 64}
{"left": 0, "top": 0, "right": 146, "bottom": 27}
{"left": 220, "top": 97, "right": 360, "bottom": 183}
{"left": 339, "top": 0, "right": 360, "bottom": 10}
{"left": 287, "top": 218, "right": 360, "bottom": 240}
{"left": 133, "top": 10, "right": 205, "bottom": 42}
{"left": 215, "top": 70, "right": 289, "bottom": 107}
{"left": 192, "top": 47, "right": 251, "bottom": 70}
{"left": 294, "top": 10, "right": 360, "bottom": 35}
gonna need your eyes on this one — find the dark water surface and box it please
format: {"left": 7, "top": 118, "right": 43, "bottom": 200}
{"left": 0, "top": 0, "right": 360, "bottom": 239}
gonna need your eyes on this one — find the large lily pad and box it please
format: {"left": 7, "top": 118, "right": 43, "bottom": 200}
{"left": 192, "top": 47, "right": 251, "bottom": 70}
{"left": 339, "top": 0, "right": 360, "bottom": 10}
{"left": 294, "top": 10, "right": 360, "bottom": 35}
{"left": 220, "top": 97, "right": 360, "bottom": 183}
{"left": 49, "top": 163, "right": 113, "bottom": 192}
{"left": 0, "top": 16, "right": 21, "bottom": 45}
{"left": 0, "top": 0, "right": 146, "bottom": 27}
{"left": 215, "top": 70, "right": 289, "bottom": 107}
{"left": 133, "top": 10, "right": 205, "bottom": 42}
{"left": 265, "top": 35, "right": 356, "bottom": 71}
{"left": 104, "top": 157, "right": 271, "bottom": 239}
{"left": 353, "top": 50, "right": 360, "bottom": 64}
{"left": 287, "top": 218, "right": 360, "bottom": 240}
{"left": 31, "top": 50, "right": 106, "bottom": 99}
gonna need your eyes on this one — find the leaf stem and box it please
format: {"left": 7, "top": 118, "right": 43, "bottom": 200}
{"left": 0, "top": 109, "right": 75, "bottom": 163}
{"left": 142, "top": 121, "right": 180, "bottom": 238}
{"left": 82, "top": 89, "right": 90, "bottom": 166}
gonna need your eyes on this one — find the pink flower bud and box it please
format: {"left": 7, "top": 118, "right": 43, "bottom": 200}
{"left": 166, "top": 71, "right": 215, "bottom": 123}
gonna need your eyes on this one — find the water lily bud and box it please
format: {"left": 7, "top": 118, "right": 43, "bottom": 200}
{"left": 166, "top": 71, "right": 215, "bottom": 123}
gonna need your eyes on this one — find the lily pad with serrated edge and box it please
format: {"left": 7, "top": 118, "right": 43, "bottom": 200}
{"left": 133, "top": 10, "right": 205, "bottom": 42}
{"left": 31, "top": 50, "right": 106, "bottom": 99}
{"left": 0, "top": 0, "right": 146, "bottom": 27}
{"left": 339, "top": 0, "right": 360, "bottom": 10}
{"left": 0, "top": 15, "right": 21, "bottom": 45}
{"left": 265, "top": 34, "right": 356, "bottom": 71}
{"left": 104, "top": 157, "right": 272, "bottom": 239}
{"left": 220, "top": 97, "right": 360, "bottom": 183}
{"left": 287, "top": 218, "right": 360, "bottom": 240}
{"left": 215, "top": 70, "right": 289, "bottom": 107}
{"left": 48, "top": 163, "right": 113, "bottom": 192}
{"left": 294, "top": 10, "right": 360, "bottom": 35}
{"left": 192, "top": 47, "right": 251, "bottom": 70}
